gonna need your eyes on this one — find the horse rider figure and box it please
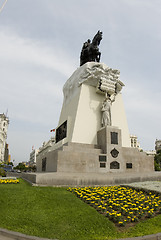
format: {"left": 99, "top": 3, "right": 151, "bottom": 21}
{"left": 80, "top": 31, "right": 103, "bottom": 66}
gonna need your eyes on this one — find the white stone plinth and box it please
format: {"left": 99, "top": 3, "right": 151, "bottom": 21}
{"left": 57, "top": 62, "right": 130, "bottom": 147}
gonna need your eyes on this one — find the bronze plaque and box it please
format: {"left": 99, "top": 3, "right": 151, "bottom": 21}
{"left": 99, "top": 155, "right": 106, "bottom": 162}
{"left": 126, "top": 163, "right": 132, "bottom": 169}
{"left": 111, "top": 132, "right": 118, "bottom": 144}
{"left": 100, "top": 162, "right": 106, "bottom": 168}
{"left": 110, "top": 161, "right": 120, "bottom": 169}
{"left": 56, "top": 120, "right": 67, "bottom": 143}
{"left": 110, "top": 148, "right": 119, "bottom": 158}
{"left": 42, "top": 157, "right": 46, "bottom": 172}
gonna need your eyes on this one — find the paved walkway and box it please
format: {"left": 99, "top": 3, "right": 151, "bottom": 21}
{"left": 123, "top": 180, "right": 161, "bottom": 193}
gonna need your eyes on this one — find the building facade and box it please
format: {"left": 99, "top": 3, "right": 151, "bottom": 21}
{"left": 130, "top": 135, "right": 140, "bottom": 149}
{"left": 29, "top": 149, "right": 39, "bottom": 166}
{"left": 0, "top": 113, "right": 9, "bottom": 163}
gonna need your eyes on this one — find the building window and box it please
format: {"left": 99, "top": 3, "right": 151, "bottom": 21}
{"left": 100, "top": 162, "right": 106, "bottom": 168}
{"left": 126, "top": 163, "right": 132, "bottom": 169}
{"left": 3, "top": 122, "right": 5, "bottom": 126}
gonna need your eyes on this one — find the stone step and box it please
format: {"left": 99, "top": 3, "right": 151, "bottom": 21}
{"left": 64, "top": 142, "right": 101, "bottom": 149}
{"left": 62, "top": 146, "right": 102, "bottom": 154}
{"left": 62, "top": 142, "right": 102, "bottom": 154}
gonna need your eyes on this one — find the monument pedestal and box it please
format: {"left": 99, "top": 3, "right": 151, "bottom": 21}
{"left": 97, "top": 126, "right": 123, "bottom": 172}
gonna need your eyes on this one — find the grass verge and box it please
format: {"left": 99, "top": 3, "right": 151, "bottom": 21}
{"left": 0, "top": 179, "right": 161, "bottom": 240}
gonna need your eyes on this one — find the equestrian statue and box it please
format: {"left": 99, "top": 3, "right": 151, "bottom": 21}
{"left": 80, "top": 31, "right": 103, "bottom": 66}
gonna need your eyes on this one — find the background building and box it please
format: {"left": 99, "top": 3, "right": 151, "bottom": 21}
{"left": 130, "top": 135, "right": 156, "bottom": 156}
{"left": 29, "top": 149, "right": 39, "bottom": 167}
{"left": 130, "top": 135, "right": 141, "bottom": 149}
{"left": 4, "top": 143, "right": 9, "bottom": 163}
{"left": 145, "top": 150, "right": 156, "bottom": 156}
{"left": 0, "top": 113, "right": 9, "bottom": 163}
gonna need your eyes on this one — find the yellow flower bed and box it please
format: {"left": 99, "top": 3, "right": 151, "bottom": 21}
{"left": 68, "top": 186, "right": 161, "bottom": 226}
{"left": 0, "top": 179, "right": 19, "bottom": 184}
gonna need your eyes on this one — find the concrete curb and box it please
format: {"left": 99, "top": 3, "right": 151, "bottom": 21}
{"left": 1, "top": 228, "right": 161, "bottom": 240}
{"left": 0, "top": 228, "right": 58, "bottom": 240}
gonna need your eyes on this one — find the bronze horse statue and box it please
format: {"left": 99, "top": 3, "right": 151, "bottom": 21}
{"left": 80, "top": 31, "right": 103, "bottom": 66}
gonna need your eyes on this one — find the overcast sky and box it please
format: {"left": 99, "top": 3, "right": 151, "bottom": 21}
{"left": 0, "top": 0, "right": 161, "bottom": 165}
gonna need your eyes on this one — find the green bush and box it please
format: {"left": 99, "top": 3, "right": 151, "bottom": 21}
{"left": 0, "top": 168, "right": 6, "bottom": 177}
{"left": 154, "top": 162, "right": 160, "bottom": 171}
{"left": 154, "top": 150, "right": 161, "bottom": 171}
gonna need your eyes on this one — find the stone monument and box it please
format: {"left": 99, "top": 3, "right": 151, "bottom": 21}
{"left": 36, "top": 31, "right": 154, "bottom": 181}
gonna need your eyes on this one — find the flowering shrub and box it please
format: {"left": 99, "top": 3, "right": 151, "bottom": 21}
{"left": 0, "top": 179, "right": 19, "bottom": 184}
{"left": 68, "top": 186, "right": 161, "bottom": 226}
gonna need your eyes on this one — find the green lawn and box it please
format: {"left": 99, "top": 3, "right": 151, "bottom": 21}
{"left": 0, "top": 179, "right": 161, "bottom": 240}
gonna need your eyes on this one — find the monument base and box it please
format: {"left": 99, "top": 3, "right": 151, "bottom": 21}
{"left": 22, "top": 171, "right": 161, "bottom": 187}
{"left": 36, "top": 126, "right": 154, "bottom": 175}
{"left": 35, "top": 62, "right": 154, "bottom": 185}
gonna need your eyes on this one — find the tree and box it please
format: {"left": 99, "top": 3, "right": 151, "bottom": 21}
{"left": 154, "top": 149, "right": 161, "bottom": 171}
{"left": 7, "top": 162, "right": 13, "bottom": 166}
{"left": 32, "top": 165, "right": 36, "bottom": 172}
{"left": 14, "top": 163, "right": 27, "bottom": 172}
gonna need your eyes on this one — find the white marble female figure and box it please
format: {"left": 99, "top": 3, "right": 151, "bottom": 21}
{"left": 101, "top": 95, "right": 115, "bottom": 127}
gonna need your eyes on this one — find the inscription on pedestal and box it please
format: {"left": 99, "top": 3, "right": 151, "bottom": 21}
{"left": 56, "top": 120, "right": 67, "bottom": 143}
